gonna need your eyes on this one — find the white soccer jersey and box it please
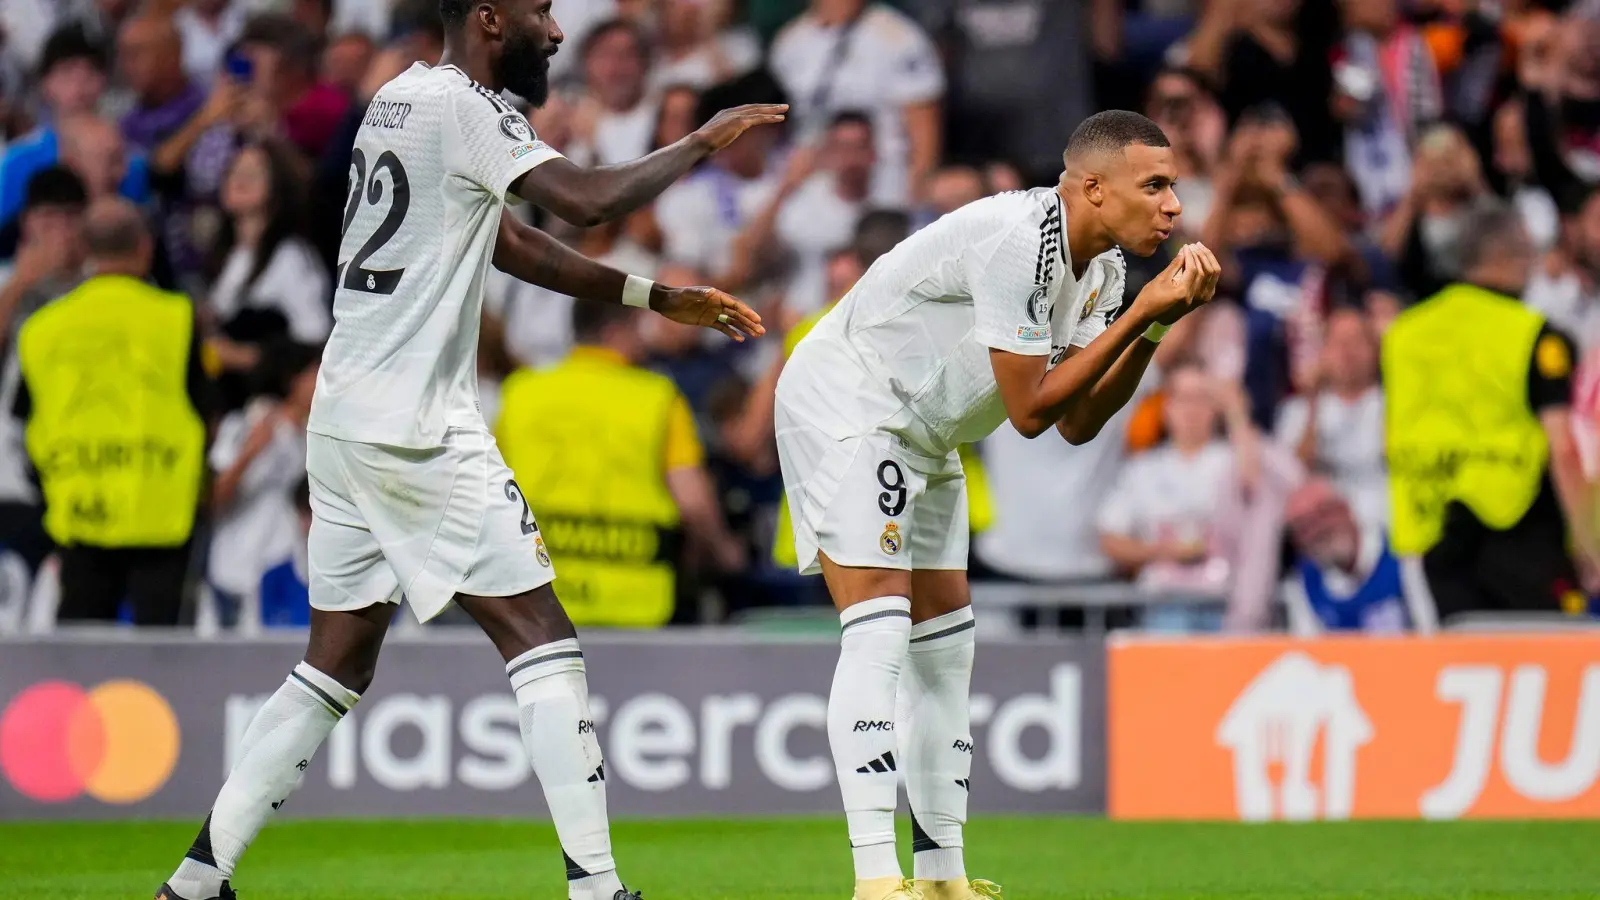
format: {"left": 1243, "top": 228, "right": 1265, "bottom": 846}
{"left": 780, "top": 187, "right": 1126, "bottom": 457}
{"left": 308, "top": 63, "right": 564, "bottom": 448}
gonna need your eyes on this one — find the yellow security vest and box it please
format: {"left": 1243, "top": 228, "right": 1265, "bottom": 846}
{"left": 1382, "top": 282, "right": 1549, "bottom": 555}
{"left": 18, "top": 275, "right": 205, "bottom": 548}
{"left": 771, "top": 305, "right": 993, "bottom": 569}
{"left": 496, "top": 349, "right": 684, "bottom": 628}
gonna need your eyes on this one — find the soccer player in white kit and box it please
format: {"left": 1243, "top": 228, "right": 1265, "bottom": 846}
{"left": 156, "top": 2, "right": 782, "bottom": 900}
{"left": 774, "top": 111, "right": 1221, "bottom": 900}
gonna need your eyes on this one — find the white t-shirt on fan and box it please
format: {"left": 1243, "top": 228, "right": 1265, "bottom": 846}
{"left": 309, "top": 62, "right": 564, "bottom": 448}
{"left": 209, "top": 237, "right": 333, "bottom": 343}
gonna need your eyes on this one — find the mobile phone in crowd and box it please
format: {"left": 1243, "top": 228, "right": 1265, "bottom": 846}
{"left": 224, "top": 48, "right": 253, "bottom": 84}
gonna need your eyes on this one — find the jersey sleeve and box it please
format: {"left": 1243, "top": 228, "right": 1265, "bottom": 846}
{"left": 967, "top": 214, "right": 1054, "bottom": 357}
{"left": 444, "top": 87, "right": 564, "bottom": 200}
{"left": 1069, "top": 252, "right": 1127, "bottom": 348}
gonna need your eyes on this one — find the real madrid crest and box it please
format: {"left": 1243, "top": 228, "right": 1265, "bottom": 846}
{"left": 535, "top": 536, "right": 552, "bottom": 567}
{"left": 879, "top": 522, "right": 902, "bottom": 556}
{"left": 1079, "top": 290, "right": 1098, "bottom": 321}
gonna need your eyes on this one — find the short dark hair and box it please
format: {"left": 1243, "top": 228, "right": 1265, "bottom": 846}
{"left": 1064, "top": 110, "right": 1170, "bottom": 163}
{"left": 37, "top": 25, "right": 107, "bottom": 80}
{"left": 582, "top": 18, "right": 648, "bottom": 64}
{"left": 829, "top": 110, "right": 873, "bottom": 133}
{"left": 22, "top": 166, "right": 87, "bottom": 214}
{"left": 853, "top": 208, "right": 911, "bottom": 268}
{"left": 241, "top": 14, "right": 319, "bottom": 73}
{"left": 572, "top": 300, "right": 638, "bottom": 343}
{"left": 439, "top": 0, "right": 471, "bottom": 28}
{"left": 397, "top": 0, "right": 447, "bottom": 42}
{"left": 695, "top": 69, "right": 787, "bottom": 130}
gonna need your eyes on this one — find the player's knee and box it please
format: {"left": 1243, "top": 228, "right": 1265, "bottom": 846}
{"left": 460, "top": 584, "right": 577, "bottom": 660}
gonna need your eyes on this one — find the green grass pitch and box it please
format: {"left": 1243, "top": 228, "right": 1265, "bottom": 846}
{"left": 3, "top": 817, "right": 1598, "bottom": 899}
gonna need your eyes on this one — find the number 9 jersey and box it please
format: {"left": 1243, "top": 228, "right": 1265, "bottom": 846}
{"left": 308, "top": 62, "right": 563, "bottom": 449}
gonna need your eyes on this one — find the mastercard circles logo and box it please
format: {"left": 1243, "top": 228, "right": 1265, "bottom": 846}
{"left": 0, "top": 680, "right": 180, "bottom": 803}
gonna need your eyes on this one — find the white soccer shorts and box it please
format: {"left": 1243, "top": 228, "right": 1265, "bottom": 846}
{"left": 305, "top": 426, "right": 556, "bottom": 623}
{"left": 774, "top": 401, "right": 969, "bottom": 576}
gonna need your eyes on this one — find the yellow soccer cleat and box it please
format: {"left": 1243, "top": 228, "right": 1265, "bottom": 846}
{"left": 853, "top": 876, "right": 924, "bottom": 900}
{"left": 914, "top": 878, "right": 1002, "bottom": 900}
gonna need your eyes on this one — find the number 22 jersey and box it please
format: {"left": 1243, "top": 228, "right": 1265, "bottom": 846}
{"left": 308, "top": 63, "right": 564, "bottom": 449}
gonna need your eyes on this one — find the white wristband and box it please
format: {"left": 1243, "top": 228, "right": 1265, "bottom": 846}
{"left": 1143, "top": 321, "right": 1170, "bottom": 343}
{"left": 622, "top": 274, "right": 655, "bottom": 309}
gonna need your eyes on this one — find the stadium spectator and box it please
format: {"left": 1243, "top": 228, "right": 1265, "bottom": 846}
{"left": 1201, "top": 110, "right": 1354, "bottom": 426}
{"left": 656, "top": 72, "right": 785, "bottom": 284}
{"left": 0, "top": 168, "right": 89, "bottom": 591}
{"left": 1525, "top": 184, "right": 1600, "bottom": 349}
{"left": 1377, "top": 123, "right": 1495, "bottom": 300}
{"left": 496, "top": 301, "right": 745, "bottom": 628}
{"left": 174, "top": 0, "right": 246, "bottom": 84}
{"left": 912, "top": 0, "right": 1091, "bottom": 181}
{"left": 1273, "top": 306, "right": 1387, "bottom": 528}
{"left": 15, "top": 199, "right": 209, "bottom": 626}
{"left": 1333, "top": 0, "right": 1442, "bottom": 215}
{"left": 207, "top": 342, "right": 319, "bottom": 629}
{"left": 1096, "top": 364, "right": 1262, "bottom": 628}
{"left": 1280, "top": 478, "right": 1425, "bottom": 634}
{"left": 205, "top": 139, "right": 329, "bottom": 412}
{"left": 237, "top": 13, "right": 351, "bottom": 158}
{"left": 1490, "top": 99, "right": 1561, "bottom": 255}
{"left": 651, "top": 83, "right": 702, "bottom": 150}
{"left": 1383, "top": 203, "right": 1592, "bottom": 622}
{"left": 1182, "top": 0, "right": 1341, "bottom": 166}
{"left": 117, "top": 16, "right": 204, "bottom": 156}
{"left": 651, "top": 0, "right": 761, "bottom": 92}
{"left": 769, "top": 0, "right": 944, "bottom": 205}
{"left": 256, "top": 475, "right": 313, "bottom": 628}
{"left": 572, "top": 19, "right": 656, "bottom": 166}
{"left": 728, "top": 110, "right": 873, "bottom": 316}
{"left": 1144, "top": 66, "right": 1226, "bottom": 238}
{"left": 0, "top": 26, "right": 113, "bottom": 230}
{"left": 322, "top": 32, "right": 377, "bottom": 97}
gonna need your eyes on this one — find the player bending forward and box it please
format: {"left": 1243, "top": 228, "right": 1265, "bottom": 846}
{"left": 775, "top": 110, "right": 1220, "bottom": 900}
{"left": 156, "top": 1, "right": 782, "bottom": 899}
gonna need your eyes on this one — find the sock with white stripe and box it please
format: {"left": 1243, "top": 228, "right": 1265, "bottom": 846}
{"left": 508, "top": 639, "right": 624, "bottom": 900}
{"left": 830, "top": 596, "right": 913, "bottom": 881}
{"left": 906, "top": 607, "right": 976, "bottom": 882}
{"left": 168, "top": 663, "right": 358, "bottom": 898}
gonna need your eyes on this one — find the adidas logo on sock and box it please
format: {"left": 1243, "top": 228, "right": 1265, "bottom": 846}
{"left": 855, "top": 751, "right": 897, "bottom": 774}
{"left": 954, "top": 778, "right": 970, "bottom": 791}
{"left": 586, "top": 763, "right": 606, "bottom": 783}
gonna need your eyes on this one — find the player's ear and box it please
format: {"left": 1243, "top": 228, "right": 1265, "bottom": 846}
{"left": 476, "top": 1, "right": 503, "bottom": 38}
{"left": 1081, "top": 173, "right": 1106, "bottom": 208}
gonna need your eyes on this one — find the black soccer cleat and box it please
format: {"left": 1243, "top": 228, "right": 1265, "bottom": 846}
{"left": 155, "top": 881, "right": 236, "bottom": 900}
{"left": 613, "top": 891, "right": 644, "bottom": 900}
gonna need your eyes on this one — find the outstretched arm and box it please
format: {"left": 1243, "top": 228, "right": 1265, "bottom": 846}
{"left": 492, "top": 213, "right": 764, "bottom": 341}
{"left": 511, "top": 104, "right": 786, "bottom": 227}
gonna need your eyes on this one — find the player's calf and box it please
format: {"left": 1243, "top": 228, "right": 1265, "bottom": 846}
{"left": 159, "top": 663, "right": 362, "bottom": 900}
{"left": 458, "top": 587, "right": 630, "bottom": 900}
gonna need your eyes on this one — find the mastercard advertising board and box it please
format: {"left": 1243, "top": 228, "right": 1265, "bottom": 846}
{"left": 1108, "top": 632, "right": 1600, "bottom": 820}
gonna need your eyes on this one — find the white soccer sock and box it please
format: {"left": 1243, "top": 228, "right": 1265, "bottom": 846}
{"left": 905, "top": 607, "right": 976, "bottom": 882}
{"left": 169, "top": 663, "right": 358, "bottom": 898}
{"left": 508, "top": 639, "right": 624, "bottom": 900}
{"left": 830, "top": 596, "right": 913, "bottom": 881}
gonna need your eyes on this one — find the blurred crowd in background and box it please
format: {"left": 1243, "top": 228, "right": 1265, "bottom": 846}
{"left": 0, "top": 0, "right": 1597, "bottom": 636}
